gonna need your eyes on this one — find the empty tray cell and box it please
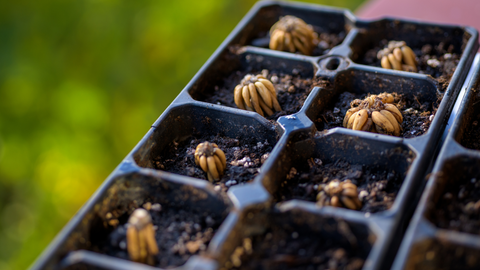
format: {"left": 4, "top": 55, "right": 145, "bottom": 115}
{"left": 133, "top": 105, "right": 278, "bottom": 192}
{"left": 264, "top": 133, "right": 414, "bottom": 213}
{"left": 404, "top": 238, "right": 480, "bottom": 270}
{"left": 456, "top": 78, "right": 480, "bottom": 150}
{"left": 56, "top": 172, "right": 230, "bottom": 269}
{"left": 306, "top": 69, "right": 440, "bottom": 138}
{"left": 189, "top": 51, "right": 322, "bottom": 121}
{"left": 350, "top": 20, "right": 471, "bottom": 86}
{"left": 220, "top": 208, "right": 375, "bottom": 270}
{"left": 230, "top": 3, "right": 350, "bottom": 56}
{"left": 425, "top": 156, "right": 480, "bottom": 235}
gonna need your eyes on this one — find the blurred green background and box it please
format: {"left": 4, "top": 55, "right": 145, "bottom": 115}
{"left": 0, "top": 0, "right": 365, "bottom": 269}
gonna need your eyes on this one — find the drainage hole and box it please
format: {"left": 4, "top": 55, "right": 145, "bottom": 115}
{"left": 325, "top": 58, "right": 341, "bottom": 71}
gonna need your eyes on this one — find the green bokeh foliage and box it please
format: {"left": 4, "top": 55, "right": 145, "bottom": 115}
{"left": 0, "top": 0, "right": 365, "bottom": 269}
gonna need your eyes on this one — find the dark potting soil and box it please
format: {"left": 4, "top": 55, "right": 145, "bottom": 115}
{"left": 250, "top": 28, "right": 347, "bottom": 56}
{"left": 314, "top": 91, "right": 440, "bottom": 138}
{"left": 276, "top": 157, "right": 404, "bottom": 213}
{"left": 312, "top": 30, "right": 347, "bottom": 56}
{"left": 461, "top": 118, "right": 480, "bottom": 150}
{"left": 459, "top": 92, "right": 480, "bottom": 150}
{"left": 223, "top": 218, "right": 369, "bottom": 270}
{"left": 90, "top": 203, "right": 223, "bottom": 268}
{"left": 430, "top": 177, "right": 480, "bottom": 235}
{"left": 357, "top": 40, "right": 460, "bottom": 91}
{"left": 152, "top": 134, "right": 273, "bottom": 192}
{"left": 204, "top": 68, "right": 328, "bottom": 122}
{"left": 406, "top": 239, "right": 480, "bottom": 270}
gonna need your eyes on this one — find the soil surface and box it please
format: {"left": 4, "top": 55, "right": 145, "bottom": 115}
{"left": 90, "top": 203, "right": 223, "bottom": 268}
{"left": 430, "top": 177, "right": 480, "bottom": 234}
{"left": 223, "top": 217, "right": 369, "bottom": 270}
{"left": 152, "top": 134, "right": 273, "bottom": 192}
{"left": 357, "top": 40, "right": 460, "bottom": 92}
{"left": 314, "top": 91, "right": 440, "bottom": 138}
{"left": 251, "top": 27, "right": 346, "bottom": 56}
{"left": 204, "top": 69, "right": 328, "bottom": 122}
{"left": 406, "top": 240, "right": 480, "bottom": 270}
{"left": 276, "top": 157, "right": 405, "bottom": 213}
{"left": 459, "top": 92, "right": 480, "bottom": 150}
{"left": 461, "top": 118, "right": 480, "bottom": 150}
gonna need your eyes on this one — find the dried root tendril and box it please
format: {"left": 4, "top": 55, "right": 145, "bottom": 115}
{"left": 377, "top": 40, "right": 418, "bottom": 72}
{"left": 269, "top": 15, "right": 318, "bottom": 55}
{"left": 343, "top": 93, "right": 403, "bottom": 137}
{"left": 234, "top": 74, "right": 281, "bottom": 117}
{"left": 126, "top": 208, "right": 159, "bottom": 264}
{"left": 194, "top": 141, "right": 227, "bottom": 182}
{"left": 316, "top": 179, "right": 362, "bottom": 210}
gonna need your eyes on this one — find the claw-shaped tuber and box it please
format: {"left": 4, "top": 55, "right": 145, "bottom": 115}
{"left": 269, "top": 15, "right": 318, "bottom": 55}
{"left": 194, "top": 141, "right": 227, "bottom": 182}
{"left": 234, "top": 74, "right": 281, "bottom": 117}
{"left": 377, "top": 40, "right": 417, "bottom": 72}
{"left": 127, "top": 208, "right": 158, "bottom": 264}
{"left": 343, "top": 93, "right": 403, "bottom": 136}
{"left": 316, "top": 179, "right": 362, "bottom": 210}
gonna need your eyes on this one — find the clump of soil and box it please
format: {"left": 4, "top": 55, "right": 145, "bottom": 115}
{"left": 251, "top": 27, "right": 346, "bottom": 56}
{"left": 358, "top": 40, "right": 460, "bottom": 91}
{"left": 222, "top": 216, "right": 370, "bottom": 270}
{"left": 430, "top": 176, "right": 480, "bottom": 234}
{"left": 204, "top": 69, "right": 328, "bottom": 122}
{"left": 91, "top": 203, "right": 223, "bottom": 268}
{"left": 276, "top": 157, "right": 406, "bottom": 213}
{"left": 314, "top": 91, "right": 440, "bottom": 138}
{"left": 152, "top": 134, "right": 273, "bottom": 192}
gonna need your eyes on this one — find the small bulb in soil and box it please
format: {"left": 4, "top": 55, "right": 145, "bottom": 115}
{"left": 269, "top": 15, "right": 318, "bottom": 55}
{"left": 377, "top": 40, "right": 418, "bottom": 72}
{"left": 194, "top": 141, "right": 227, "bottom": 182}
{"left": 234, "top": 74, "right": 282, "bottom": 117}
{"left": 126, "top": 208, "right": 159, "bottom": 264}
{"left": 316, "top": 179, "right": 362, "bottom": 210}
{"left": 343, "top": 92, "right": 403, "bottom": 137}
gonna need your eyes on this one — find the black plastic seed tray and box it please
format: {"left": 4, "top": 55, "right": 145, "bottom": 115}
{"left": 30, "top": 1, "right": 479, "bottom": 270}
{"left": 391, "top": 57, "right": 480, "bottom": 270}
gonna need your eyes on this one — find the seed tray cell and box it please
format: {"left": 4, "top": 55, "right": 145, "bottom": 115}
{"left": 189, "top": 51, "right": 319, "bottom": 121}
{"left": 424, "top": 156, "right": 480, "bottom": 234}
{"left": 214, "top": 206, "right": 376, "bottom": 270}
{"left": 31, "top": 1, "right": 479, "bottom": 270}
{"left": 132, "top": 104, "right": 279, "bottom": 192}
{"left": 350, "top": 20, "right": 469, "bottom": 80}
{"left": 35, "top": 172, "right": 231, "bottom": 270}
{"left": 391, "top": 60, "right": 480, "bottom": 270}
{"left": 230, "top": 3, "right": 352, "bottom": 56}
{"left": 262, "top": 133, "right": 414, "bottom": 213}
{"left": 455, "top": 73, "right": 480, "bottom": 151}
{"left": 403, "top": 238, "right": 480, "bottom": 270}
{"left": 305, "top": 68, "right": 440, "bottom": 138}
